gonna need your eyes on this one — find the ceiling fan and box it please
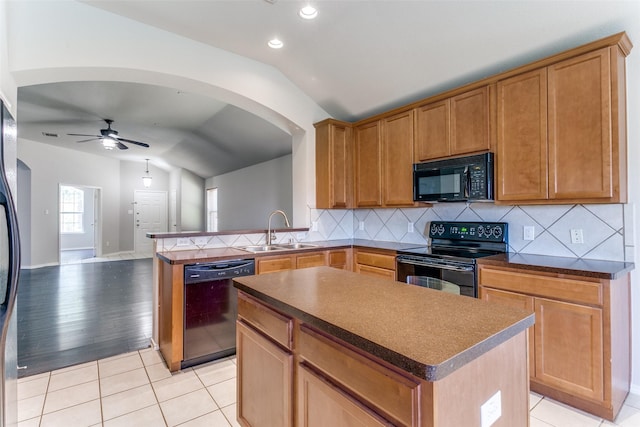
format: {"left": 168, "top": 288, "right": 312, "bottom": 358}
{"left": 67, "top": 119, "right": 150, "bottom": 150}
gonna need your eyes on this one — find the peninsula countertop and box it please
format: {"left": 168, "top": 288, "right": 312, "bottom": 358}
{"left": 233, "top": 266, "right": 534, "bottom": 381}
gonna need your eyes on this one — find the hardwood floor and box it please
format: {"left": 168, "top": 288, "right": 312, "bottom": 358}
{"left": 17, "top": 258, "right": 153, "bottom": 378}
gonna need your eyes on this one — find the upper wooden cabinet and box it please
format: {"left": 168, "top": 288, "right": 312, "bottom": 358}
{"left": 382, "top": 110, "right": 415, "bottom": 206}
{"left": 415, "top": 87, "right": 490, "bottom": 162}
{"left": 315, "top": 119, "right": 353, "bottom": 209}
{"left": 497, "top": 46, "right": 628, "bottom": 203}
{"left": 354, "top": 120, "right": 383, "bottom": 207}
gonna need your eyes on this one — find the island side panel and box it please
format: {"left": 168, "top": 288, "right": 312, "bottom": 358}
{"left": 159, "top": 261, "right": 184, "bottom": 371}
{"left": 423, "top": 330, "right": 529, "bottom": 427}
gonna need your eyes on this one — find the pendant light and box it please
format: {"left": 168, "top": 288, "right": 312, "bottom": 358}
{"left": 142, "top": 159, "right": 152, "bottom": 188}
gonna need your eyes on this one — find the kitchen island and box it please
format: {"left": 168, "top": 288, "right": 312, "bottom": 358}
{"left": 233, "top": 267, "right": 535, "bottom": 427}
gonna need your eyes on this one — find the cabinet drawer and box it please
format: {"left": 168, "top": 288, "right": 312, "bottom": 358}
{"left": 298, "top": 325, "right": 419, "bottom": 426}
{"left": 356, "top": 264, "right": 396, "bottom": 280}
{"left": 238, "top": 293, "right": 293, "bottom": 350}
{"left": 258, "top": 255, "right": 294, "bottom": 274}
{"left": 479, "top": 267, "right": 602, "bottom": 306}
{"left": 296, "top": 252, "right": 327, "bottom": 269}
{"left": 355, "top": 251, "right": 396, "bottom": 270}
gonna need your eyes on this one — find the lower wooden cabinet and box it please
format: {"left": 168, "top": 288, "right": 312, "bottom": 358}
{"left": 353, "top": 248, "right": 396, "bottom": 279}
{"left": 237, "top": 290, "right": 530, "bottom": 427}
{"left": 257, "top": 248, "right": 351, "bottom": 274}
{"left": 479, "top": 265, "right": 630, "bottom": 420}
{"left": 237, "top": 295, "right": 294, "bottom": 427}
{"left": 298, "top": 365, "right": 392, "bottom": 427}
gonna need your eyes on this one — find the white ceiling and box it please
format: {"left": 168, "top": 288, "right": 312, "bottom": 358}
{"left": 16, "top": 0, "right": 639, "bottom": 178}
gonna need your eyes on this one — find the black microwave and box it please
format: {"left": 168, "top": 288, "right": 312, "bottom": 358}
{"left": 413, "top": 153, "right": 493, "bottom": 202}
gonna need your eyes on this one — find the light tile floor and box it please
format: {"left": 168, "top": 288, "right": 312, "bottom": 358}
{"left": 17, "top": 348, "right": 640, "bottom": 426}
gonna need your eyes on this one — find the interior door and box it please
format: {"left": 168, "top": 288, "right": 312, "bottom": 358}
{"left": 134, "top": 190, "right": 168, "bottom": 256}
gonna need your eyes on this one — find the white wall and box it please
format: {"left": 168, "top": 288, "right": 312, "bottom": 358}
{"left": 207, "top": 155, "right": 292, "bottom": 231}
{"left": 180, "top": 169, "right": 204, "bottom": 232}
{"left": 6, "top": 0, "right": 329, "bottom": 228}
{"left": 17, "top": 139, "right": 122, "bottom": 267}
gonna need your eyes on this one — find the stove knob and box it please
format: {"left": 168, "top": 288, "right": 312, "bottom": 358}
{"left": 430, "top": 224, "right": 438, "bottom": 235}
{"left": 437, "top": 224, "right": 445, "bottom": 235}
{"left": 492, "top": 226, "right": 503, "bottom": 238}
{"left": 478, "top": 226, "right": 486, "bottom": 237}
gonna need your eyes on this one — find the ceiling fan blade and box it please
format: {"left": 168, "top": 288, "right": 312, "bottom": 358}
{"left": 116, "top": 142, "right": 129, "bottom": 150}
{"left": 76, "top": 138, "right": 101, "bottom": 143}
{"left": 67, "top": 133, "right": 101, "bottom": 138}
{"left": 117, "top": 137, "right": 150, "bottom": 148}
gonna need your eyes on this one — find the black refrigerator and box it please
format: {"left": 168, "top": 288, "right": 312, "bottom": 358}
{"left": 0, "top": 99, "right": 20, "bottom": 427}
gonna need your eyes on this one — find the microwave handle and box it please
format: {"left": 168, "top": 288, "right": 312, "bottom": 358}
{"left": 463, "top": 166, "right": 471, "bottom": 198}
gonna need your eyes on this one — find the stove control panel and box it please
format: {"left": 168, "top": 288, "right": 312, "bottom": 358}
{"left": 428, "top": 221, "right": 508, "bottom": 243}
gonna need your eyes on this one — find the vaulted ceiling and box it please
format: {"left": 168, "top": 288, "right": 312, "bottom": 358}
{"left": 16, "top": 0, "right": 639, "bottom": 178}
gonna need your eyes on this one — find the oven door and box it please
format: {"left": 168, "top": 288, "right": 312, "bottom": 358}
{"left": 413, "top": 165, "right": 468, "bottom": 202}
{"left": 396, "top": 256, "right": 476, "bottom": 297}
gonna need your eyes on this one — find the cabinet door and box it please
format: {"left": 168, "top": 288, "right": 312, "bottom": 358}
{"left": 257, "top": 255, "right": 294, "bottom": 274}
{"left": 497, "top": 69, "right": 549, "bottom": 201}
{"left": 298, "top": 365, "right": 392, "bottom": 427}
{"left": 328, "top": 249, "right": 349, "bottom": 270}
{"left": 237, "top": 321, "right": 293, "bottom": 427}
{"left": 548, "top": 48, "right": 613, "bottom": 199}
{"left": 354, "top": 121, "right": 383, "bottom": 207}
{"left": 414, "top": 99, "right": 450, "bottom": 161}
{"left": 535, "top": 298, "right": 604, "bottom": 401}
{"left": 480, "top": 287, "right": 535, "bottom": 376}
{"left": 316, "top": 121, "right": 353, "bottom": 209}
{"left": 382, "top": 110, "right": 415, "bottom": 206}
{"left": 296, "top": 252, "right": 327, "bottom": 269}
{"left": 450, "top": 86, "right": 490, "bottom": 155}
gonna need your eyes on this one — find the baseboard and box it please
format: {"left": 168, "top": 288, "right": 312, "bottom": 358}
{"left": 21, "top": 262, "right": 59, "bottom": 270}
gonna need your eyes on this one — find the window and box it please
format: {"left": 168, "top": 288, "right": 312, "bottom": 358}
{"left": 60, "top": 185, "right": 84, "bottom": 233}
{"left": 206, "top": 188, "right": 218, "bottom": 232}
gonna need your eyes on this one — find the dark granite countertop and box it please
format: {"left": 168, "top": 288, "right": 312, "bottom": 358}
{"left": 156, "top": 239, "right": 425, "bottom": 265}
{"left": 478, "top": 253, "right": 634, "bottom": 280}
{"left": 233, "top": 266, "right": 534, "bottom": 382}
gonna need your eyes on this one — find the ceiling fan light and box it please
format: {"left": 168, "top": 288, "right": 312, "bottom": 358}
{"left": 299, "top": 5, "right": 318, "bottom": 20}
{"left": 102, "top": 138, "right": 116, "bottom": 150}
{"left": 142, "top": 159, "right": 152, "bottom": 187}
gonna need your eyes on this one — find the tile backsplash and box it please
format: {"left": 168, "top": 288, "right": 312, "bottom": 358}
{"left": 306, "top": 203, "right": 632, "bottom": 262}
{"left": 156, "top": 203, "right": 633, "bottom": 263}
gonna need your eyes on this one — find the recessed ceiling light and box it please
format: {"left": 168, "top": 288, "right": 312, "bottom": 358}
{"left": 299, "top": 5, "right": 318, "bottom": 20}
{"left": 268, "top": 38, "right": 284, "bottom": 49}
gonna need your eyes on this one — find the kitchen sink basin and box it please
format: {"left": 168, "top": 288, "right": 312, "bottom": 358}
{"left": 273, "top": 243, "right": 318, "bottom": 250}
{"left": 239, "top": 243, "right": 318, "bottom": 253}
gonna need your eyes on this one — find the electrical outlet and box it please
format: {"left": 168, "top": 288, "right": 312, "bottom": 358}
{"left": 194, "top": 237, "right": 208, "bottom": 246}
{"left": 408, "top": 222, "right": 414, "bottom": 233}
{"left": 311, "top": 221, "right": 319, "bottom": 232}
{"left": 523, "top": 225, "right": 535, "bottom": 241}
{"left": 177, "top": 237, "right": 190, "bottom": 246}
{"left": 359, "top": 221, "right": 365, "bottom": 231}
{"left": 570, "top": 229, "right": 584, "bottom": 244}
{"left": 480, "top": 390, "right": 501, "bottom": 427}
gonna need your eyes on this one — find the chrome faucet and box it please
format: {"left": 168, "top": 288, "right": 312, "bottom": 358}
{"left": 267, "top": 210, "right": 291, "bottom": 246}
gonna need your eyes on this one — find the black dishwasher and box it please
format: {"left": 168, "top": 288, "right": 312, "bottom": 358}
{"left": 183, "top": 259, "right": 255, "bottom": 368}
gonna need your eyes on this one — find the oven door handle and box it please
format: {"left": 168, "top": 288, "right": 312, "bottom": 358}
{"left": 397, "top": 258, "right": 474, "bottom": 272}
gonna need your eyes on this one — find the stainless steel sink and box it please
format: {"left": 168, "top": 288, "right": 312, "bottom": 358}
{"left": 240, "top": 245, "right": 283, "bottom": 252}
{"left": 273, "top": 243, "right": 318, "bottom": 250}
{"left": 239, "top": 243, "right": 318, "bottom": 253}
